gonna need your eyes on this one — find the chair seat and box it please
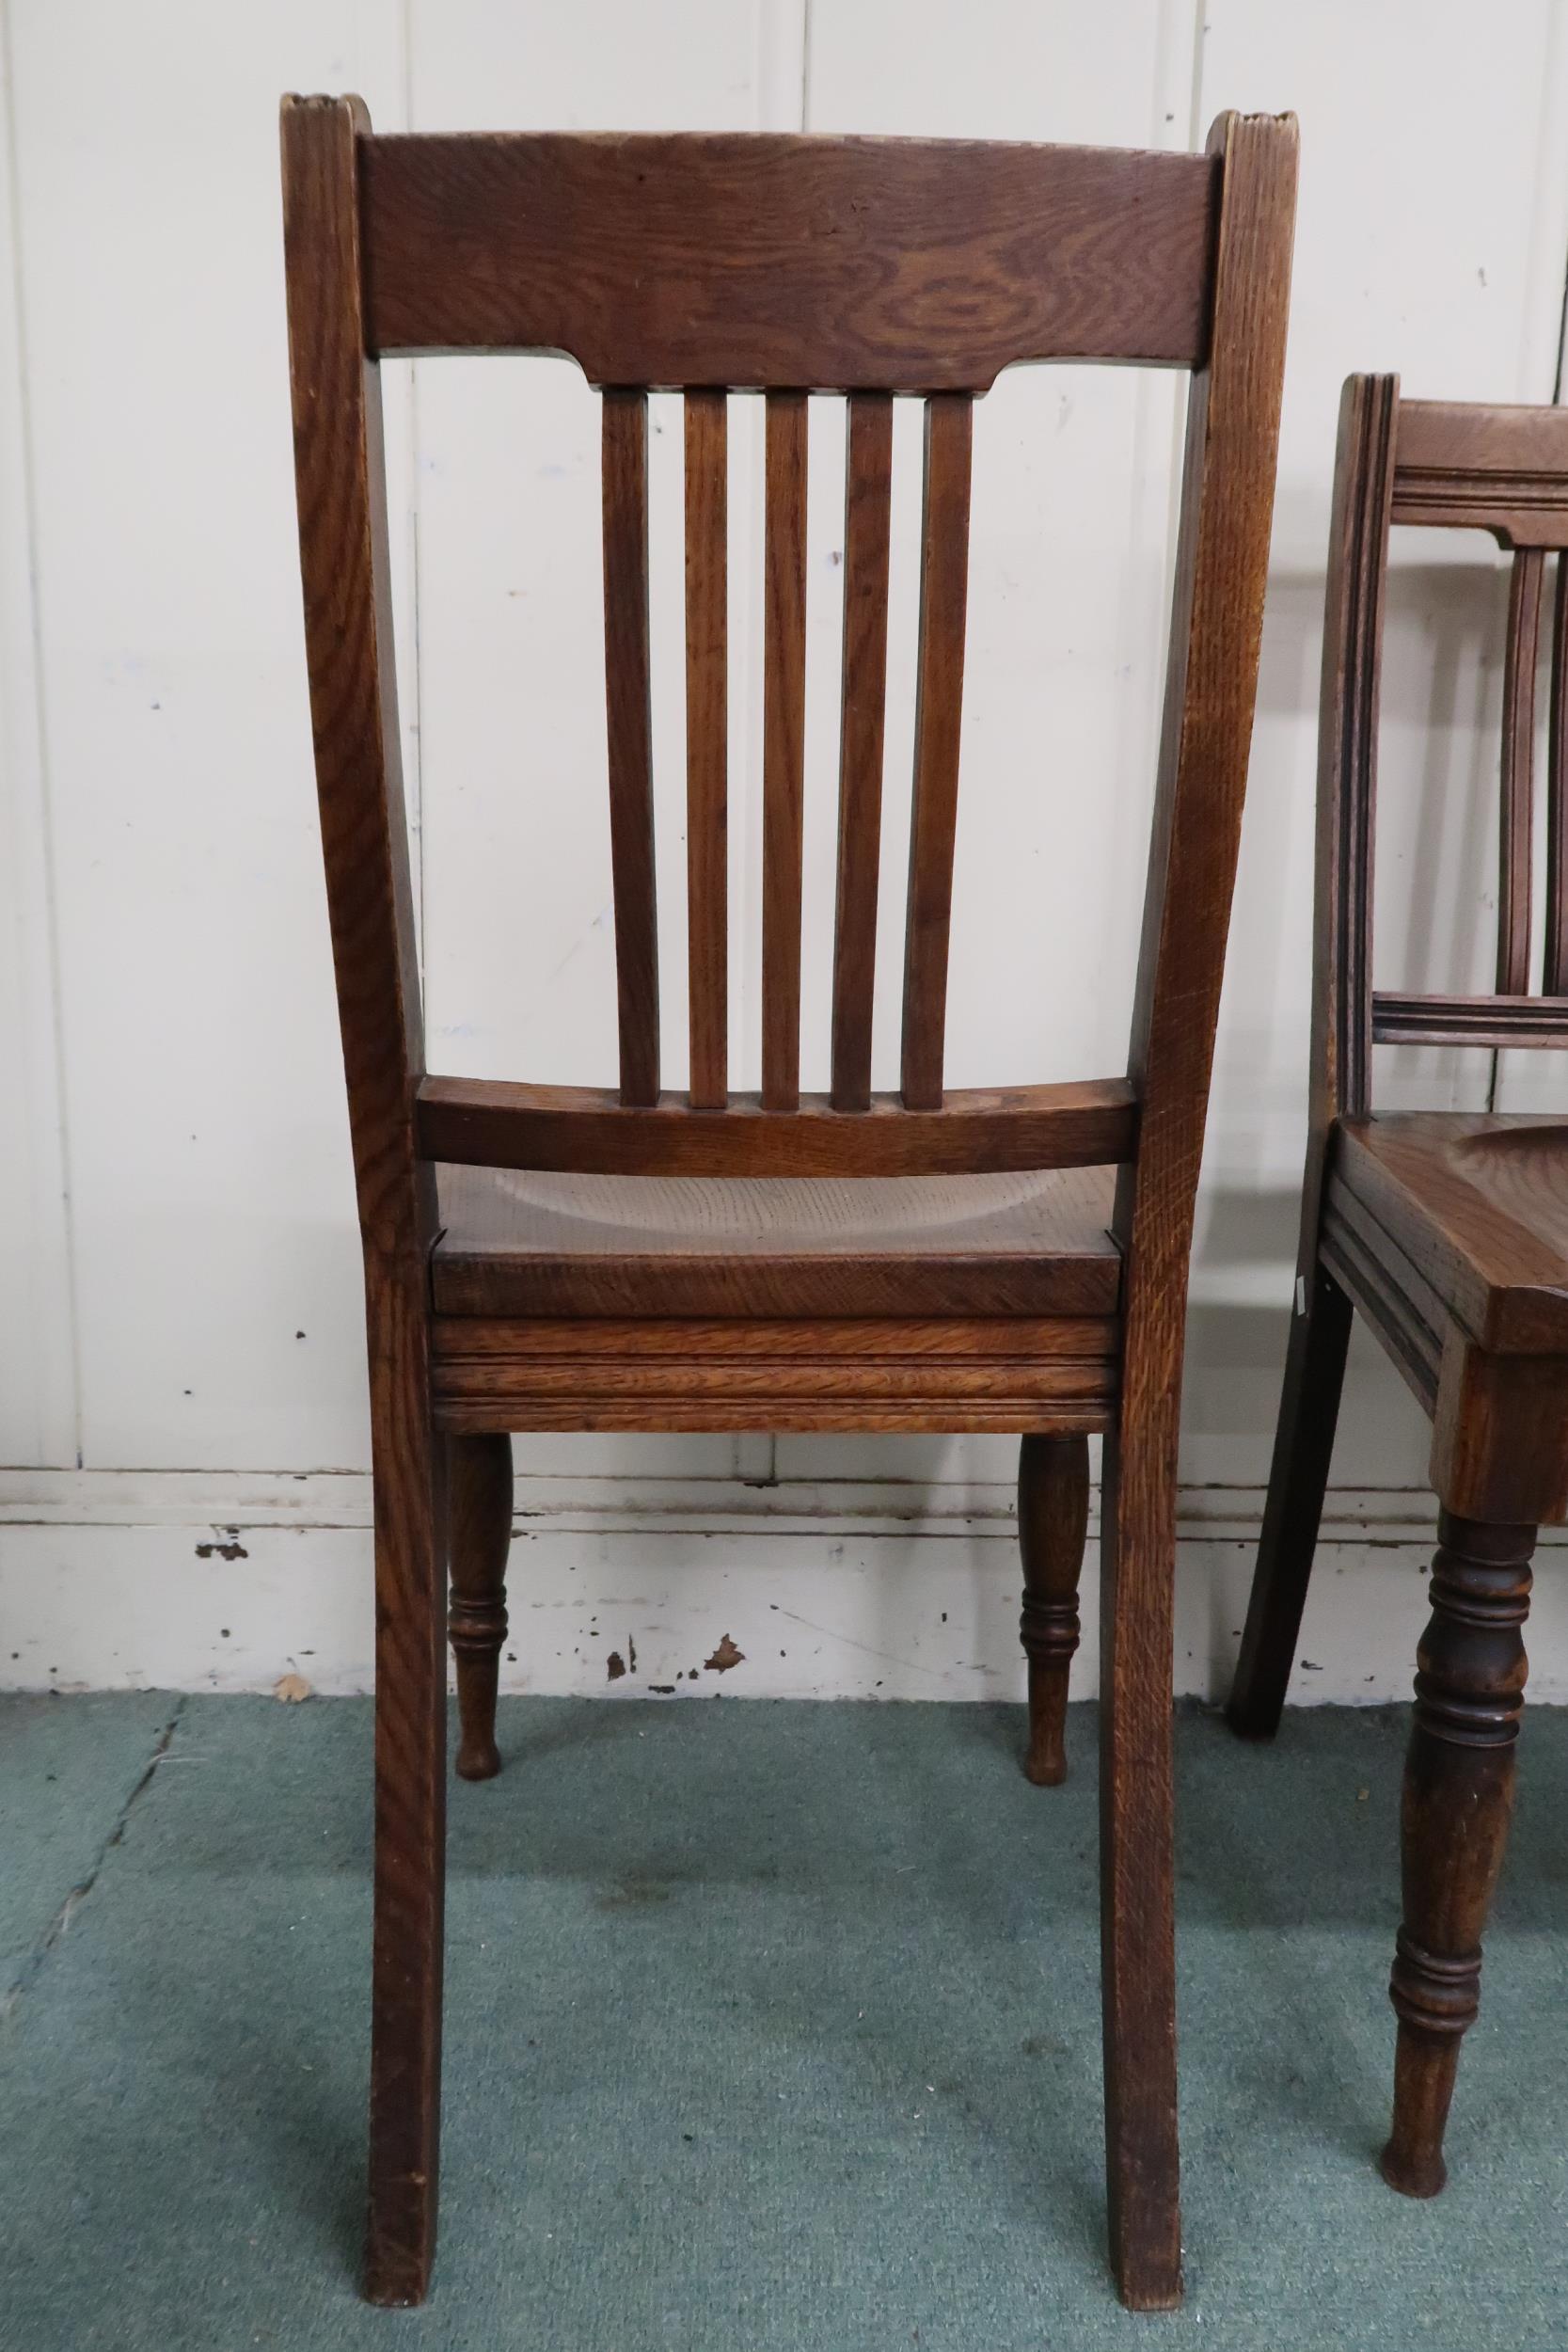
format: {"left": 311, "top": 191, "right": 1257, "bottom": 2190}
{"left": 433, "top": 1162, "right": 1120, "bottom": 1319}
{"left": 1329, "top": 1114, "right": 1568, "bottom": 1359}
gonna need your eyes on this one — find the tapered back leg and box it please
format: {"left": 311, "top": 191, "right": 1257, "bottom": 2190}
{"left": 1096, "top": 1413, "right": 1181, "bottom": 2309}
{"left": 1228, "top": 1253, "right": 1354, "bottom": 1737}
{"left": 364, "top": 1312, "right": 450, "bottom": 2307}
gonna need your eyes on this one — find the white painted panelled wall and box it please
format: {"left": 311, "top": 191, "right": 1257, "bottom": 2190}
{"left": 5, "top": 0, "right": 1568, "bottom": 1703}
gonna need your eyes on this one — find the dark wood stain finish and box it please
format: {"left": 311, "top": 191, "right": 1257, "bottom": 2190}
{"left": 359, "top": 133, "right": 1221, "bottom": 386}
{"left": 601, "top": 388, "right": 660, "bottom": 1106}
{"left": 431, "top": 1160, "right": 1121, "bottom": 1321}
{"left": 416, "top": 1073, "right": 1139, "bottom": 1178}
{"left": 280, "top": 94, "right": 447, "bottom": 2312}
{"left": 1019, "top": 1433, "right": 1090, "bottom": 1786}
{"left": 902, "top": 393, "right": 974, "bottom": 1110}
{"left": 685, "top": 389, "right": 729, "bottom": 1108}
{"left": 831, "top": 393, "right": 895, "bottom": 1112}
{"left": 1381, "top": 1511, "right": 1534, "bottom": 2199}
{"left": 1497, "top": 547, "right": 1544, "bottom": 995}
{"left": 1544, "top": 556, "right": 1568, "bottom": 994}
{"left": 282, "top": 94, "right": 1297, "bottom": 2312}
{"left": 1228, "top": 380, "right": 1568, "bottom": 2218}
{"left": 447, "top": 1432, "right": 513, "bottom": 1782}
{"left": 761, "top": 390, "right": 808, "bottom": 1109}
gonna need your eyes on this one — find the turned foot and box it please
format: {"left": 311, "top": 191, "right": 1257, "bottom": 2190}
{"left": 1019, "top": 1433, "right": 1089, "bottom": 1786}
{"left": 1379, "top": 1510, "right": 1532, "bottom": 2198}
{"left": 448, "top": 1432, "right": 513, "bottom": 1781}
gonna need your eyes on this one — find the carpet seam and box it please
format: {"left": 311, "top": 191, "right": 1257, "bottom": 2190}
{"left": 0, "top": 1692, "right": 189, "bottom": 2023}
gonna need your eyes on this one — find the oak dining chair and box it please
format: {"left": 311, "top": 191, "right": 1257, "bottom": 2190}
{"left": 1229, "top": 379, "right": 1568, "bottom": 2205}
{"left": 281, "top": 94, "right": 1296, "bottom": 2311}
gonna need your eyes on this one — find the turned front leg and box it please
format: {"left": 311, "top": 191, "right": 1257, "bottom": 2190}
{"left": 1381, "top": 1510, "right": 1533, "bottom": 2198}
{"left": 1019, "top": 1433, "right": 1089, "bottom": 1786}
{"left": 448, "top": 1433, "right": 514, "bottom": 1783}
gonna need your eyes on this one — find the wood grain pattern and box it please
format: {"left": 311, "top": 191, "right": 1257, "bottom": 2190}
{"left": 1334, "top": 1114, "right": 1568, "bottom": 1354}
{"left": 1380, "top": 1514, "right": 1533, "bottom": 2200}
{"left": 602, "top": 389, "right": 660, "bottom": 1106}
{"left": 1230, "top": 378, "right": 1568, "bottom": 2225}
{"left": 359, "top": 132, "right": 1219, "bottom": 386}
{"left": 1322, "top": 1187, "right": 1445, "bottom": 1411}
{"left": 432, "top": 1160, "right": 1121, "bottom": 1320}
{"left": 1497, "top": 548, "right": 1544, "bottom": 994}
{"left": 417, "top": 1073, "right": 1138, "bottom": 1177}
{"left": 1361, "top": 399, "right": 1568, "bottom": 1051}
{"left": 431, "top": 1313, "right": 1118, "bottom": 1436}
{"left": 901, "top": 395, "right": 974, "bottom": 1110}
{"left": 685, "top": 389, "right": 728, "bottom": 1107}
{"left": 1319, "top": 374, "right": 1399, "bottom": 1126}
{"left": 1101, "top": 108, "right": 1296, "bottom": 2314}
{"left": 831, "top": 394, "right": 895, "bottom": 1112}
{"left": 1018, "top": 1434, "right": 1089, "bottom": 1787}
{"left": 1544, "top": 556, "right": 1568, "bottom": 994}
{"left": 1431, "top": 1337, "right": 1568, "bottom": 1526}
{"left": 761, "top": 391, "right": 808, "bottom": 1110}
{"left": 447, "top": 1432, "right": 512, "bottom": 1782}
{"left": 1372, "top": 991, "right": 1568, "bottom": 1048}
{"left": 431, "top": 1313, "right": 1117, "bottom": 1359}
{"left": 1226, "top": 377, "right": 1397, "bottom": 1740}
{"left": 1393, "top": 399, "right": 1568, "bottom": 545}
{"left": 281, "top": 94, "right": 447, "bottom": 2310}
{"left": 286, "top": 94, "right": 1298, "bottom": 2314}
{"left": 436, "top": 1397, "right": 1114, "bottom": 1437}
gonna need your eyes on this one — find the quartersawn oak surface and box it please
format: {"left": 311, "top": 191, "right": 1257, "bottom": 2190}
{"left": 360, "top": 133, "right": 1219, "bottom": 386}
{"left": 1334, "top": 1115, "right": 1568, "bottom": 1355}
{"left": 1230, "top": 382, "right": 1568, "bottom": 2229}
{"left": 283, "top": 90, "right": 1299, "bottom": 2317}
{"left": 432, "top": 1162, "right": 1120, "bottom": 1319}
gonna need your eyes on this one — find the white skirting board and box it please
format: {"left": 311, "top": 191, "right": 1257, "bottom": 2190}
{"left": 3, "top": 1470, "right": 1565, "bottom": 1705}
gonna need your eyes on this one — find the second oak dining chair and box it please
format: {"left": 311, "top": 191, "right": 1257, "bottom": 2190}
{"left": 1230, "top": 380, "right": 1568, "bottom": 2209}
{"left": 281, "top": 96, "right": 1296, "bottom": 2311}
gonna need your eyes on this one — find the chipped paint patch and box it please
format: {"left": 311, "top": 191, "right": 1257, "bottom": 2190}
{"left": 195, "top": 1532, "right": 247, "bottom": 1562}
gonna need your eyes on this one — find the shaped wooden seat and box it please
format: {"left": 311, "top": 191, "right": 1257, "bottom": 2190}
{"left": 1328, "top": 1114, "right": 1568, "bottom": 1370}
{"left": 432, "top": 1162, "right": 1120, "bottom": 1322}
{"left": 1229, "top": 381, "right": 1568, "bottom": 2210}
{"left": 282, "top": 95, "right": 1295, "bottom": 2312}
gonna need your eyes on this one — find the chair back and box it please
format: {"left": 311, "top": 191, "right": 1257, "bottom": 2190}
{"left": 281, "top": 98, "right": 1296, "bottom": 1290}
{"left": 1316, "top": 378, "right": 1568, "bottom": 1126}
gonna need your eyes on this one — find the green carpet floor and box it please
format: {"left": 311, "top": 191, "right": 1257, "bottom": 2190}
{"left": 0, "top": 1692, "right": 1563, "bottom": 2349}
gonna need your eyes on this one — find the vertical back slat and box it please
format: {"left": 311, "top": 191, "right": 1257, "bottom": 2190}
{"left": 1497, "top": 545, "right": 1544, "bottom": 995}
{"left": 761, "top": 390, "right": 808, "bottom": 1111}
{"left": 1318, "top": 373, "right": 1399, "bottom": 1129}
{"left": 684, "top": 389, "right": 729, "bottom": 1107}
{"left": 1544, "top": 554, "right": 1568, "bottom": 994}
{"left": 830, "top": 392, "right": 895, "bottom": 1112}
{"left": 601, "top": 388, "right": 660, "bottom": 1106}
{"left": 900, "top": 394, "right": 974, "bottom": 1109}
